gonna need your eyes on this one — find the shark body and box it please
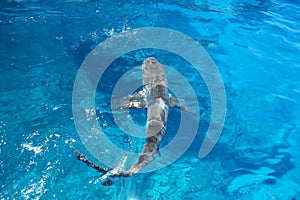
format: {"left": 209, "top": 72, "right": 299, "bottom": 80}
{"left": 75, "top": 57, "right": 192, "bottom": 185}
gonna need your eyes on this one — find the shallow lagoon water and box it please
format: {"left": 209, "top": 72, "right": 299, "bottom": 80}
{"left": 0, "top": 0, "right": 299, "bottom": 199}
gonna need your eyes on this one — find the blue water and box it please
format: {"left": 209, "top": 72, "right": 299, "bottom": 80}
{"left": 1, "top": 0, "right": 300, "bottom": 199}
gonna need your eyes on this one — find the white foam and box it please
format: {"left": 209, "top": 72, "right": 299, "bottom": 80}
{"left": 21, "top": 143, "right": 43, "bottom": 155}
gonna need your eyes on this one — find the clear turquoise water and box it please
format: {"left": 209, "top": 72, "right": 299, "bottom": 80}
{"left": 1, "top": 0, "right": 300, "bottom": 199}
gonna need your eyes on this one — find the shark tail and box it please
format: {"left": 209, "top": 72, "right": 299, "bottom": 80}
{"left": 73, "top": 150, "right": 111, "bottom": 174}
{"left": 74, "top": 150, "right": 132, "bottom": 186}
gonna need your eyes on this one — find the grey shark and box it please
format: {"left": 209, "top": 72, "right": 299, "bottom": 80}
{"left": 75, "top": 57, "right": 192, "bottom": 186}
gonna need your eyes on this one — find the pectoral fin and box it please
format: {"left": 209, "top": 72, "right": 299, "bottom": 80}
{"left": 170, "top": 103, "right": 194, "bottom": 115}
{"left": 109, "top": 90, "right": 147, "bottom": 110}
{"left": 169, "top": 94, "right": 194, "bottom": 115}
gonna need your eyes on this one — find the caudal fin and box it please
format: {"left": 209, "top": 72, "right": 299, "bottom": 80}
{"left": 73, "top": 150, "right": 111, "bottom": 174}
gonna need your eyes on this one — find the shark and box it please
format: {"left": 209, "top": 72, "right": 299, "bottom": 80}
{"left": 74, "top": 57, "right": 193, "bottom": 186}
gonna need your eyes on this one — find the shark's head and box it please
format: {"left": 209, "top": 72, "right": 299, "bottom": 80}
{"left": 142, "top": 57, "right": 167, "bottom": 87}
{"left": 142, "top": 57, "right": 164, "bottom": 75}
